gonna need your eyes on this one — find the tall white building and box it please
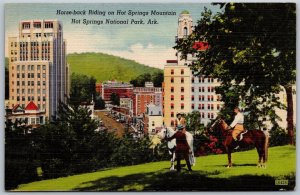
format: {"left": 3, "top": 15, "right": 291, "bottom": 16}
{"left": 8, "top": 19, "right": 69, "bottom": 119}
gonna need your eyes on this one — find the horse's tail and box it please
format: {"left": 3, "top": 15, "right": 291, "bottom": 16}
{"left": 264, "top": 130, "right": 269, "bottom": 162}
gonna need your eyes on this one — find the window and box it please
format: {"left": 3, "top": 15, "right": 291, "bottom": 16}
{"left": 208, "top": 113, "right": 211, "bottom": 119}
{"left": 191, "top": 95, "right": 194, "bottom": 101}
{"left": 191, "top": 77, "right": 194, "bottom": 83}
{"left": 198, "top": 95, "right": 201, "bottom": 101}
{"left": 181, "top": 69, "right": 184, "bottom": 75}
{"left": 171, "top": 69, "right": 174, "bottom": 75}
{"left": 17, "top": 65, "right": 20, "bottom": 71}
{"left": 171, "top": 87, "right": 174, "bottom": 93}
{"left": 38, "top": 96, "right": 41, "bottom": 101}
{"left": 217, "top": 95, "right": 221, "bottom": 101}
{"left": 211, "top": 104, "right": 214, "bottom": 110}
{"left": 37, "top": 65, "right": 41, "bottom": 70}
{"left": 17, "top": 73, "right": 20, "bottom": 78}
{"left": 22, "top": 22, "right": 30, "bottom": 29}
{"left": 22, "top": 65, "right": 25, "bottom": 71}
{"left": 217, "top": 104, "right": 220, "bottom": 110}
{"left": 34, "top": 22, "right": 41, "bottom": 28}
{"left": 181, "top": 103, "right": 184, "bottom": 109}
{"left": 171, "top": 103, "right": 174, "bottom": 109}
{"left": 202, "top": 95, "right": 205, "bottom": 101}
{"left": 22, "top": 73, "right": 25, "bottom": 78}
{"left": 44, "top": 22, "right": 53, "bottom": 28}
{"left": 42, "top": 89, "right": 46, "bottom": 94}
{"left": 183, "top": 27, "right": 188, "bottom": 37}
{"left": 43, "top": 73, "right": 46, "bottom": 78}
{"left": 28, "top": 73, "right": 31, "bottom": 78}
{"left": 181, "top": 87, "right": 184, "bottom": 92}
{"left": 171, "top": 120, "right": 174, "bottom": 127}
{"left": 191, "top": 87, "right": 194, "bottom": 92}
{"left": 181, "top": 77, "right": 184, "bottom": 83}
{"left": 37, "top": 81, "right": 41, "bottom": 86}
{"left": 208, "top": 87, "right": 211, "bottom": 92}
{"left": 211, "top": 87, "right": 215, "bottom": 92}
{"left": 202, "top": 112, "right": 205, "bottom": 118}
{"left": 22, "top": 81, "right": 25, "bottom": 86}
{"left": 31, "top": 81, "right": 34, "bottom": 85}
{"left": 43, "top": 65, "right": 46, "bottom": 70}
{"left": 181, "top": 95, "right": 184, "bottom": 101}
{"left": 171, "top": 95, "right": 174, "bottom": 101}
{"left": 171, "top": 112, "right": 174, "bottom": 117}
{"left": 208, "top": 104, "right": 211, "bottom": 110}
{"left": 191, "top": 104, "right": 194, "bottom": 109}
{"left": 31, "top": 73, "right": 34, "bottom": 78}
{"left": 171, "top": 77, "right": 174, "bottom": 83}
{"left": 43, "top": 96, "right": 46, "bottom": 101}
{"left": 43, "top": 81, "right": 46, "bottom": 86}
{"left": 211, "top": 95, "right": 214, "bottom": 101}
{"left": 38, "top": 73, "right": 41, "bottom": 78}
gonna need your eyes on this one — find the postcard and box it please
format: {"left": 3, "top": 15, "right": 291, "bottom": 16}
{"left": 4, "top": 2, "right": 296, "bottom": 191}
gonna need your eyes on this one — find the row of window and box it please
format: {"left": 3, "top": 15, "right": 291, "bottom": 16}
{"left": 13, "top": 80, "right": 46, "bottom": 86}
{"left": 14, "top": 116, "right": 44, "bottom": 125}
{"left": 191, "top": 95, "right": 219, "bottom": 101}
{"left": 191, "top": 86, "right": 215, "bottom": 93}
{"left": 15, "top": 64, "right": 47, "bottom": 71}
{"left": 191, "top": 104, "right": 221, "bottom": 110}
{"left": 13, "top": 88, "right": 47, "bottom": 94}
{"left": 22, "top": 22, "right": 53, "bottom": 29}
{"left": 12, "top": 96, "right": 47, "bottom": 101}
{"left": 13, "top": 73, "right": 46, "bottom": 79}
{"left": 170, "top": 69, "right": 185, "bottom": 75}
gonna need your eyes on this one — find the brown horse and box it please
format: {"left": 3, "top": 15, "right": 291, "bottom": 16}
{"left": 210, "top": 118, "right": 269, "bottom": 168}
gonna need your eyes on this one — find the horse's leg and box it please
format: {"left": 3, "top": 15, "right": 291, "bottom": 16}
{"left": 170, "top": 151, "right": 176, "bottom": 171}
{"left": 226, "top": 146, "right": 233, "bottom": 168}
{"left": 256, "top": 146, "right": 262, "bottom": 168}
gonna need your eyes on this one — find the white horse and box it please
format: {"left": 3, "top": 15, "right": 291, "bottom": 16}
{"left": 155, "top": 127, "right": 196, "bottom": 171}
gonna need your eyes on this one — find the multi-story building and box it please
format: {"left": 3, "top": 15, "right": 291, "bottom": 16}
{"left": 101, "top": 81, "right": 133, "bottom": 102}
{"left": 144, "top": 104, "right": 163, "bottom": 136}
{"left": 8, "top": 19, "right": 69, "bottom": 119}
{"left": 133, "top": 82, "right": 162, "bottom": 116}
{"left": 163, "top": 11, "right": 223, "bottom": 127}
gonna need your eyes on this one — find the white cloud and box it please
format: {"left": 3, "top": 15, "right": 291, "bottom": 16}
{"left": 101, "top": 43, "right": 176, "bottom": 69}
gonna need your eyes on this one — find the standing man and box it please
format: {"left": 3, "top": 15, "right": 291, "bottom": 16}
{"left": 227, "top": 107, "right": 244, "bottom": 141}
{"left": 166, "top": 125, "right": 192, "bottom": 172}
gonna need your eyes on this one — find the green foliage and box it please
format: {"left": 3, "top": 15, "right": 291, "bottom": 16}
{"left": 174, "top": 4, "right": 296, "bottom": 142}
{"left": 67, "top": 52, "right": 161, "bottom": 82}
{"left": 5, "top": 120, "right": 39, "bottom": 190}
{"left": 69, "top": 73, "right": 96, "bottom": 105}
{"left": 110, "top": 92, "right": 120, "bottom": 106}
{"left": 34, "top": 102, "right": 116, "bottom": 179}
{"left": 15, "top": 146, "right": 296, "bottom": 191}
{"left": 130, "top": 71, "right": 164, "bottom": 87}
{"left": 94, "top": 94, "right": 105, "bottom": 109}
{"left": 269, "top": 126, "right": 289, "bottom": 147}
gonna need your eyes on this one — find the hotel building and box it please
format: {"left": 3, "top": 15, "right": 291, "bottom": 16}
{"left": 8, "top": 19, "right": 69, "bottom": 119}
{"left": 163, "top": 11, "right": 223, "bottom": 127}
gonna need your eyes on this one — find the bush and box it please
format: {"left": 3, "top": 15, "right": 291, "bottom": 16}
{"left": 269, "top": 126, "right": 289, "bottom": 146}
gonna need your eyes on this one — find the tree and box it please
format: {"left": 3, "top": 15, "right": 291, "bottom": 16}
{"left": 5, "top": 120, "right": 38, "bottom": 189}
{"left": 185, "top": 111, "right": 205, "bottom": 135}
{"left": 174, "top": 3, "right": 296, "bottom": 144}
{"left": 151, "top": 71, "right": 164, "bottom": 87}
{"left": 110, "top": 92, "right": 120, "bottom": 106}
{"left": 69, "top": 73, "right": 97, "bottom": 106}
{"left": 95, "top": 93, "right": 106, "bottom": 109}
{"left": 34, "top": 102, "right": 116, "bottom": 178}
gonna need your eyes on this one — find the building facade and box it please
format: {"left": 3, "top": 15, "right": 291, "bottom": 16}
{"left": 163, "top": 11, "right": 223, "bottom": 127}
{"left": 133, "top": 82, "right": 162, "bottom": 116}
{"left": 8, "top": 19, "right": 69, "bottom": 119}
{"left": 101, "top": 81, "right": 133, "bottom": 102}
{"left": 144, "top": 104, "right": 163, "bottom": 136}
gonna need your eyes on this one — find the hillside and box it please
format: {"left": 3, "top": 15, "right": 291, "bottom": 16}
{"left": 15, "top": 145, "right": 295, "bottom": 191}
{"left": 67, "top": 53, "right": 162, "bottom": 82}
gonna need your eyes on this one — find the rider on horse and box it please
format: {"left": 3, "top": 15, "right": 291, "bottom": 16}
{"left": 166, "top": 125, "right": 192, "bottom": 172}
{"left": 227, "top": 106, "right": 245, "bottom": 141}
{"left": 175, "top": 113, "right": 187, "bottom": 134}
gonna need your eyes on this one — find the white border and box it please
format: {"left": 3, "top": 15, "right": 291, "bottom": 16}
{"left": 0, "top": 0, "right": 299, "bottom": 195}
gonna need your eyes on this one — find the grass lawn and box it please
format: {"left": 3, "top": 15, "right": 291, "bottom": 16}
{"left": 15, "top": 145, "right": 296, "bottom": 191}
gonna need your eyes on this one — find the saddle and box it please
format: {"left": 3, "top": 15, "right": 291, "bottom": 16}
{"left": 237, "top": 130, "right": 248, "bottom": 141}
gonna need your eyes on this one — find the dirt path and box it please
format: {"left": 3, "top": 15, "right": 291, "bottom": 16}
{"left": 94, "top": 110, "right": 125, "bottom": 137}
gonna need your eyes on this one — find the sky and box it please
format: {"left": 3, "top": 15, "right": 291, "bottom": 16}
{"left": 5, "top": 3, "right": 222, "bottom": 69}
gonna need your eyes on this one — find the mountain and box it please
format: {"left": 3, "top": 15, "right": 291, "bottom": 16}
{"left": 67, "top": 52, "right": 162, "bottom": 82}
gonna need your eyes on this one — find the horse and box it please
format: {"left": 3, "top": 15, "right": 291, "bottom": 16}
{"left": 154, "top": 127, "right": 196, "bottom": 171}
{"left": 210, "top": 118, "right": 269, "bottom": 168}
